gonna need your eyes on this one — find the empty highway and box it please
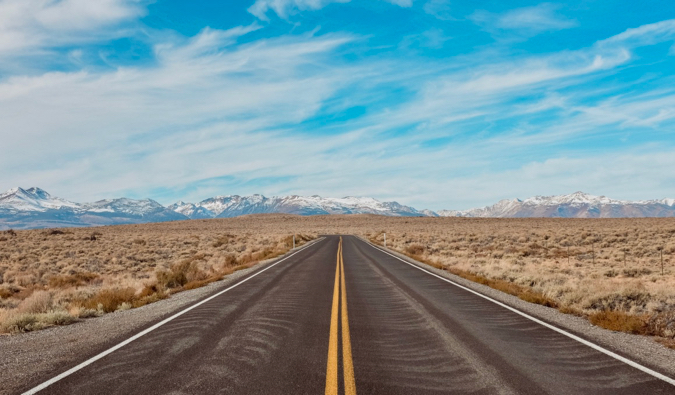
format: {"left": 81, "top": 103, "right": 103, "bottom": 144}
{"left": 20, "top": 236, "right": 675, "bottom": 394}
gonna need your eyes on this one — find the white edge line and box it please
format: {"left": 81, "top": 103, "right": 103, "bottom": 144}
{"left": 22, "top": 237, "right": 326, "bottom": 395}
{"left": 365, "top": 241, "right": 675, "bottom": 387}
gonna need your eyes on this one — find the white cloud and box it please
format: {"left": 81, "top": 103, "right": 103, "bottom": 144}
{"left": 385, "top": 0, "right": 413, "bottom": 7}
{"left": 248, "top": 0, "right": 350, "bottom": 21}
{"left": 471, "top": 3, "right": 576, "bottom": 35}
{"left": 0, "top": 0, "right": 144, "bottom": 56}
{"left": 423, "top": 0, "right": 452, "bottom": 21}
{"left": 0, "top": 27, "right": 363, "bottom": 201}
{"left": 599, "top": 18, "right": 675, "bottom": 46}
{"left": 248, "top": 0, "right": 413, "bottom": 21}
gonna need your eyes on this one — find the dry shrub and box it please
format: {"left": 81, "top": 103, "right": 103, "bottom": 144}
{"left": 131, "top": 285, "right": 168, "bottom": 308}
{"left": 17, "top": 291, "right": 52, "bottom": 314}
{"left": 213, "top": 234, "right": 233, "bottom": 248}
{"left": 622, "top": 268, "right": 652, "bottom": 277}
{"left": 585, "top": 289, "right": 651, "bottom": 312}
{"left": 405, "top": 244, "right": 425, "bottom": 256}
{"left": 558, "top": 306, "right": 584, "bottom": 316}
{"left": 48, "top": 272, "right": 99, "bottom": 288}
{"left": 520, "top": 291, "right": 558, "bottom": 308}
{"left": 0, "top": 287, "right": 13, "bottom": 299}
{"left": 138, "top": 283, "right": 161, "bottom": 298}
{"left": 647, "top": 310, "right": 675, "bottom": 338}
{"left": 156, "top": 257, "right": 204, "bottom": 289}
{"left": 589, "top": 311, "right": 647, "bottom": 334}
{"left": 79, "top": 288, "right": 136, "bottom": 313}
{"left": 1, "top": 311, "right": 76, "bottom": 333}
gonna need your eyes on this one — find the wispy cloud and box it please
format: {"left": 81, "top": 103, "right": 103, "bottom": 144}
{"left": 248, "top": 0, "right": 413, "bottom": 21}
{"left": 0, "top": 26, "right": 362, "bottom": 201}
{"left": 423, "top": 0, "right": 452, "bottom": 21}
{"left": 248, "top": 0, "right": 349, "bottom": 21}
{"left": 471, "top": 3, "right": 577, "bottom": 36}
{"left": 0, "top": 0, "right": 144, "bottom": 56}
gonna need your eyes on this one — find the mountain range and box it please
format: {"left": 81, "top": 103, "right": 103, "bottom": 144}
{"left": 438, "top": 191, "right": 675, "bottom": 218}
{"left": 0, "top": 187, "right": 185, "bottom": 230}
{"left": 1, "top": 187, "right": 674, "bottom": 230}
{"left": 167, "top": 195, "right": 424, "bottom": 218}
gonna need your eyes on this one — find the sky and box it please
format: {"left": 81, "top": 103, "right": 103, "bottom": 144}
{"left": 1, "top": 0, "right": 675, "bottom": 210}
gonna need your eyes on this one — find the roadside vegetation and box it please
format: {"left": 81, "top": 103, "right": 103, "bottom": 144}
{"left": 365, "top": 218, "right": 675, "bottom": 349}
{"left": 0, "top": 218, "right": 314, "bottom": 334}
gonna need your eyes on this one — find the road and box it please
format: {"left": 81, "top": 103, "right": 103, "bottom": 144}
{"left": 20, "top": 235, "right": 675, "bottom": 394}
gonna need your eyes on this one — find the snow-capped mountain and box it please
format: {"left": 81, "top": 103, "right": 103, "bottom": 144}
{"left": 170, "top": 194, "right": 427, "bottom": 219}
{"left": 0, "top": 187, "right": 80, "bottom": 212}
{"left": 0, "top": 187, "right": 187, "bottom": 230}
{"left": 439, "top": 192, "right": 675, "bottom": 218}
{"left": 3, "top": 187, "right": 675, "bottom": 229}
{"left": 167, "top": 201, "right": 215, "bottom": 219}
{"left": 0, "top": 187, "right": 430, "bottom": 229}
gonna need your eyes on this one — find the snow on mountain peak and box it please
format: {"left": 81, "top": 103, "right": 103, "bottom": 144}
{"left": 522, "top": 191, "right": 624, "bottom": 206}
{"left": 658, "top": 198, "right": 675, "bottom": 207}
{"left": 169, "top": 193, "right": 425, "bottom": 218}
{"left": 0, "top": 187, "right": 80, "bottom": 212}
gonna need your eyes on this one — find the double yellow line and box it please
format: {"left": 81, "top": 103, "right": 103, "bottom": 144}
{"left": 325, "top": 237, "right": 357, "bottom": 395}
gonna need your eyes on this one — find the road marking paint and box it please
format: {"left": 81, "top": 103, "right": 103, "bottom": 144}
{"left": 325, "top": 238, "right": 341, "bottom": 395}
{"left": 366, "top": 241, "right": 675, "bottom": 387}
{"left": 325, "top": 236, "right": 358, "bottom": 395}
{"left": 21, "top": 238, "right": 326, "bottom": 395}
{"left": 340, "top": 238, "right": 357, "bottom": 395}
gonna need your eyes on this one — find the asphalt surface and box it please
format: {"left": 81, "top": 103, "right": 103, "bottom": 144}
{"left": 20, "top": 236, "right": 675, "bottom": 394}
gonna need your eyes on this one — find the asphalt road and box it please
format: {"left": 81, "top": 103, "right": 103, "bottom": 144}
{"left": 21, "top": 236, "right": 675, "bottom": 394}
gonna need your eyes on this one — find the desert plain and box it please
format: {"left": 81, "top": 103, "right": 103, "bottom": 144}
{"left": 0, "top": 214, "right": 673, "bottom": 346}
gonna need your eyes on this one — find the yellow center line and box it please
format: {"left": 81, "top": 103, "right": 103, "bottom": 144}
{"left": 325, "top": 239, "right": 341, "bottom": 395}
{"left": 340, "top": 238, "right": 357, "bottom": 395}
{"left": 325, "top": 237, "right": 357, "bottom": 395}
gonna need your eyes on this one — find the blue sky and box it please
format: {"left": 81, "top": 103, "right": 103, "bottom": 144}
{"left": 1, "top": 0, "right": 675, "bottom": 210}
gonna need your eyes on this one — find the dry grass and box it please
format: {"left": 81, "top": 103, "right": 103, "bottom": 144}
{"left": 1, "top": 214, "right": 675, "bottom": 346}
{"left": 0, "top": 217, "right": 315, "bottom": 333}
{"left": 360, "top": 216, "right": 675, "bottom": 346}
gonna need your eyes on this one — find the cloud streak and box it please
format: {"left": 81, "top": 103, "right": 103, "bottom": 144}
{"left": 0, "top": 0, "right": 144, "bottom": 56}
{"left": 471, "top": 3, "right": 577, "bottom": 36}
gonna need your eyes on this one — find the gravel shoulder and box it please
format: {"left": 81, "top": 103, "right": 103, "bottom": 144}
{"left": 0, "top": 239, "right": 323, "bottom": 395}
{"left": 359, "top": 237, "right": 675, "bottom": 381}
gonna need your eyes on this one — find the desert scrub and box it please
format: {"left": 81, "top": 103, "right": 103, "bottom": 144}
{"left": 0, "top": 222, "right": 315, "bottom": 334}
{"left": 1, "top": 310, "right": 77, "bottom": 333}
{"left": 364, "top": 217, "right": 675, "bottom": 346}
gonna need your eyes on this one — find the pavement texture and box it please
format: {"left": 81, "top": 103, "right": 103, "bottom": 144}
{"left": 19, "top": 236, "right": 675, "bottom": 394}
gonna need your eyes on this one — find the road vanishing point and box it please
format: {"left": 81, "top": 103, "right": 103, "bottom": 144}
{"left": 21, "top": 236, "right": 675, "bottom": 394}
